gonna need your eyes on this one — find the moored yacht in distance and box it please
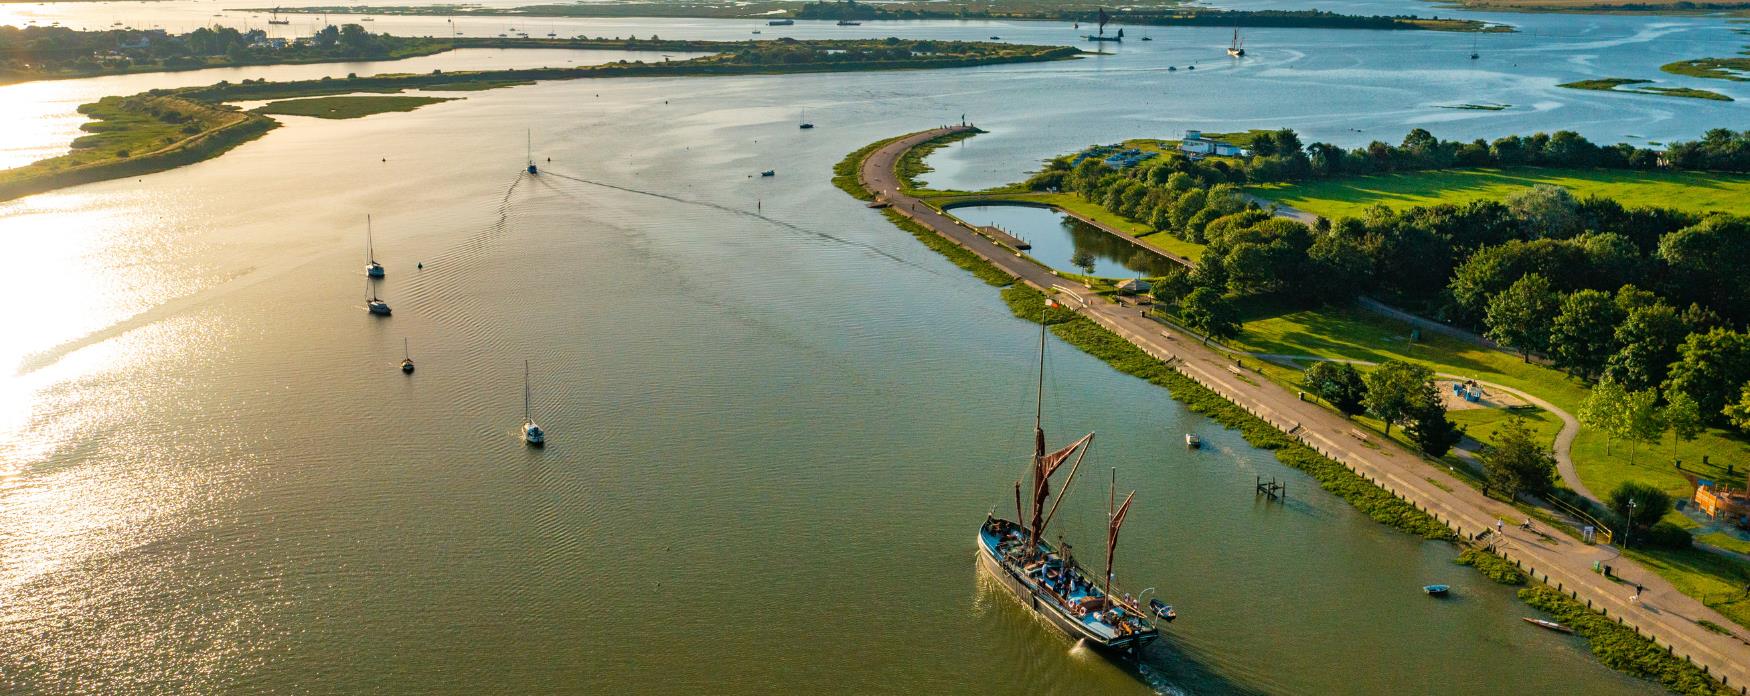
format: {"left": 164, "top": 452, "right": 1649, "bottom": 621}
{"left": 522, "top": 360, "right": 544, "bottom": 446}
{"left": 1227, "top": 29, "right": 1246, "bottom": 57}
{"left": 366, "top": 279, "right": 391, "bottom": 316}
{"left": 401, "top": 337, "right": 415, "bottom": 373}
{"left": 1085, "top": 8, "right": 1122, "bottom": 42}
{"left": 977, "top": 296, "right": 1162, "bottom": 654}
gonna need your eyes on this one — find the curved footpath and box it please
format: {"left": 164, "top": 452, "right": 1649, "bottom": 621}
{"left": 860, "top": 126, "right": 1750, "bottom": 690}
{"left": 1243, "top": 352, "right": 1595, "bottom": 503}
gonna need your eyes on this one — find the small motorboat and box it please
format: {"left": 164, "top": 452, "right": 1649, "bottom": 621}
{"left": 1168, "top": 66, "right": 1177, "bottom": 71}
{"left": 760, "top": 170, "right": 776, "bottom": 177}
{"left": 1523, "top": 617, "right": 1573, "bottom": 634}
{"left": 989, "top": 35, "right": 1001, "bottom": 40}
{"left": 1185, "top": 433, "right": 1200, "bottom": 448}
{"left": 1424, "top": 584, "right": 1450, "bottom": 596}
{"left": 1187, "top": 65, "right": 1195, "bottom": 70}
{"left": 1148, "top": 599, "right": 1177, "bottom": 622}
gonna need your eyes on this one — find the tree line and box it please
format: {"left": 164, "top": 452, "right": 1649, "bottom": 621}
{"left": 0, "top": 24, "right": 434, "bottom": 77}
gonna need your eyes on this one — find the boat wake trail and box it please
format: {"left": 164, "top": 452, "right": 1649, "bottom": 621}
{"left": 537, "top": 169, "right": 937, "bottom": 274}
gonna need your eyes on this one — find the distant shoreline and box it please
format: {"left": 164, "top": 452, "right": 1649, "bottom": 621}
{"left": 236, "top": 5, "right": 1510, "bottom": 32}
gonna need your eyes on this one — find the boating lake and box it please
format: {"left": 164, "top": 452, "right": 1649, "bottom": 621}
{"left": 0, "top": 5, "right": 1727, "bottom": 694}
{"left": 948, "top": 204, "right": 1183, "bottom": 278}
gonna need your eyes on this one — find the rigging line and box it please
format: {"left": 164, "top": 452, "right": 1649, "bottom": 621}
{"left": 537, "top": 169, "right": 937, "bottom": 274}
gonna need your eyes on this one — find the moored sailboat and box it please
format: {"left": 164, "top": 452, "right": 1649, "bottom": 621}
{"left": 976, "top": 296, "right": 1162, "bottom": 654}
{"left": 1227, "top": 29, "right": 1245, "bottom": 57}
{"left": 366, "top": 279, "right": 391, "bottom": 316}
{"left": 1085, "top": 8, "right": 1122, "bottom": 42}
{"left": 364, "top": 215, "right": 385, "bottom": 278}
{"left": 522, "top": 359, "right": 545, "bottom": 446}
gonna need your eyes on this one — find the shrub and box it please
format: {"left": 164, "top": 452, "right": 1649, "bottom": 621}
{"left": 1455, "top": 547, "right": 1526, "bottom": 584}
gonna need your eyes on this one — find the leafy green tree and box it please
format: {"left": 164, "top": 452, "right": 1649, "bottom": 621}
{"left": 1504, "top": 184, "right": 1581, "bottom": 238}
{"left": 1603, "top": 301, "right": 1687, "bottom": 391}
{"left": 1663, "top": 328, "right": 1750, "bottom": 423}
{"left": 1549, "top": 289, "right": 1623, "bottom": 380}
{"left": 1481, "top": 417, "right": 1556, "bottom": 502}
{"left": 1069, "top": 250, "right": 1096, "bottom": 278}
{"left": 1485, "top": 273, "right": 1559, "bottom": 362}
{"left": 1724, "top": 382, "right": 1750, "bottom": 434}
{"left": 1579, "top": 377, "right": 1629, "bottom": 455}
{"left": 1661, "top": 390, "right": 1703, "bottom": 462}
{"left": 1406, "top": 397, "right": 1462, "bottom": 458}
{"left": 1181, "top": 287, "right": 1239, "bottom": 344}
{"left": 1656, "top": 214, "right": 1750, "bottom": 321}
{"left": 1305, "top": 232, "right": 1371, "bottom": 303}
{"left": 1304, "top": 361, "right": 1367, "bottom": 417}
{"left": 1622, "top": 388, "right": 1663, "bottom": 465}
{"left": 1149, "top": 266, "right": 1192, "bottom": 306}
{"left": 1608, "top": 481, "right": 1672, "bottom": 541}
{"left": 1222, "top": 242, "right": 1279, "bottom": 296}
{"left": 1363, "top": 360, "right": 1433, "bottom": 437}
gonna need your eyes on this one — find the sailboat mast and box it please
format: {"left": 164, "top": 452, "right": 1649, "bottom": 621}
{"left": 1028, "top": 300, "right": 1047, "bottom": 542}
{"left": 403, "top": 337, "right": 410, "bottom": 360}
{"left": 366, "top": 214, "right": 373, "bottom": 262}
{"left": 1104, "top": 469, "right": 1135, "bottom": 603}
{"left": 524, "top": 360, "right": 532, "bottom": 422}
{"left": 1105, "top": 468, "right": 1115, "bottom": 599}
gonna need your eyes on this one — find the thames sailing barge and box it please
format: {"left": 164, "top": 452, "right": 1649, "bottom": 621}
{"left": 977, "top": 299, "right": 1164, "bottom": 654}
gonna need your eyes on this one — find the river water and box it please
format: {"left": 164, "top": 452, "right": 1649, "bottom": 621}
{"left": 0, "top": 4, "right": 1720, "bottom": 694}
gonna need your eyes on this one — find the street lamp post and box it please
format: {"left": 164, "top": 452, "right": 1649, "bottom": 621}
{"left": 1623, "top": 498, "right": 1637, "bottom": 550}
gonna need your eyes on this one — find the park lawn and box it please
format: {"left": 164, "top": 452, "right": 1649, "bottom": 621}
{"left": 1249, "top": 167, "right": 1750, "bottom": 221}
{"left": 1222, "top": 299, "right": 1750, "bottom": 498}
{"left": 1696, "top": 532, "right": 1750, "bottom": 556}
{"left": 1448, "top": 405, "right": 1562, "bottom": 450}
{"left": 252, "top": 95, "right": 456, "bottom": 119}
{"left": 1626, "top": 546, "right": 1750, "bottom": 630}
{"left": 1569, "top": 427, "right": 1749, "bottom": 514}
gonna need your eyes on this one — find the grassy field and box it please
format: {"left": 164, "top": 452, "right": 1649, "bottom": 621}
{"left": 1250, "top": 167, "right": 1750, "bottom": 220}
{"left": 253, "top": 95, "right": 455, "bottom": 119}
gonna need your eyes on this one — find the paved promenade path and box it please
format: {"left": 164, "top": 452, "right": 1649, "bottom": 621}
{"left": 860, "top": 126, "right": 1750, "bottom": 691}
